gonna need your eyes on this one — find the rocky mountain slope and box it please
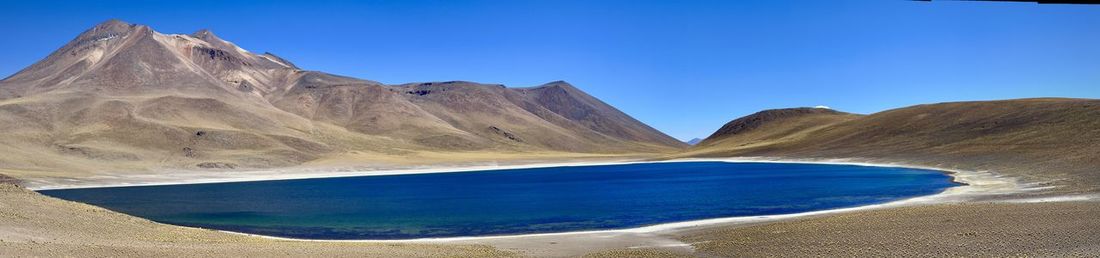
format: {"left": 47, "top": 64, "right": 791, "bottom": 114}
{"left": 0, "top": 20, "right": 684, "bottom": 176}
{"left": 679, "top": 99, "right": 1100, "bottom": 193}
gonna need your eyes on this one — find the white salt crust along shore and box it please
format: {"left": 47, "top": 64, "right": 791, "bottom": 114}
{"left": 19, "top": 157, "right": 1019, "bottom": 192}
{"left": 213, "top": 158, "right": 1044, "bottom": 243}
{"left": 25, "top": 159, "right": 637, "bottom": 190}
{"left": 31, "top": 157, "right": 1090, "bottom": 245}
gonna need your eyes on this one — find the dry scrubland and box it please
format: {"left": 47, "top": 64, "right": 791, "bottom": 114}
{"left": 5, "top": 98, "right": 1098, "bottom": 257}
{"left": 647, "top": 98, "right": 1100, "bottom": 256}
{"left": 674, "top": 202, "right": 1100, "bottom": 257}
{"left": 0, "top": 19, "right": 683, "bottom": 257}
{"left": 1, "top": 19, "right": 1099, "bottom": 257}
{"left": 677, "top": 98, "right": 1100, "bottom": 195}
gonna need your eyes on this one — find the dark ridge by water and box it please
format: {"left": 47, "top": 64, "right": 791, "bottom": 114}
{"left": 40, "top": 162, "right": 958, "bottom": 239}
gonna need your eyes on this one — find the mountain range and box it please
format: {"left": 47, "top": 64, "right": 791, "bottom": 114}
{"left": 4, "top": 19, "right": 1097, "bottom": 195}
{"left": 0, "top": 20, "right": 684, "bottom": 175}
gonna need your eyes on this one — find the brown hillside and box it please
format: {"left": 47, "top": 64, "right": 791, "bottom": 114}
{"left": 681, "top": 98, "right": 1100, "bottom": 193}
{"left": 0, "top": 20, "right": 684, "bottom": 178}
{"left": 695, "top": 107, "right": 861, "bottom": 148}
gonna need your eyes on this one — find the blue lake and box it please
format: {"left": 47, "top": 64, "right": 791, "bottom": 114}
{"left": 39, "top": 162, "right": 958, "bottom": 239}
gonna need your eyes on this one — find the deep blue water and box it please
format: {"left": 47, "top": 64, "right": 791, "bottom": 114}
{"left": 40, "top": 162, "right": 958, "bottom": 240}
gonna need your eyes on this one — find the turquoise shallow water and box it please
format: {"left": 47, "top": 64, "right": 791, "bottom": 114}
{"left": 39, "top": 162, "right": 958, "bottom": 239}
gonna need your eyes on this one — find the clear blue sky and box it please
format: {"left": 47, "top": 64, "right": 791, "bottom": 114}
{"left": 2, "top": 1, "right": 1098, "bottom": 141}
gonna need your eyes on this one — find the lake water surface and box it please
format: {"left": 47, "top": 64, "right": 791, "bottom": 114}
{"left": 40, "top": 162, "right": 958, "bottom": 239}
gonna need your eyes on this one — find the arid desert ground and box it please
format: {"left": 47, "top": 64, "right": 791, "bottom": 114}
{"left": 2, "top": 19, "right": 1098, "bottom": 257}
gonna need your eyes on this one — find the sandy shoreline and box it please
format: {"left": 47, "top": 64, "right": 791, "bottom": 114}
{"left": 29, "top": 157, "right": 1057, "bottom": 244}
{"left": 8, "top": 157, "right": 1100, "bottom": 257}
{"left": 27, "top": 157, "right": 1008, "bottom": 191}
{"left": 25, "top": 159, "right": 638, "bottom": 190}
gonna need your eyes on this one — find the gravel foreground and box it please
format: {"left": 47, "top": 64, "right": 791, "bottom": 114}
{"left": 677, "top": 201, "right": 1100, "bottom": 257}
{"left": 3, "top": 167, "right": 1099, "bottom": 257}
{"left": 0, "top": 183, "right": 515, "bottom": 257}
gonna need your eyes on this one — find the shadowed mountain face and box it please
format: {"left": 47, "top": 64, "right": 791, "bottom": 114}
{"left": 0, "top": 19, "right": 684, "bottom": 174}
{"left": 683, "top": 99, "right": 1100, "bottom": 193}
